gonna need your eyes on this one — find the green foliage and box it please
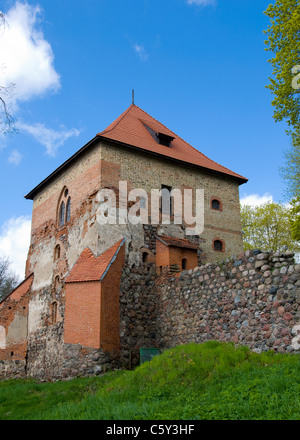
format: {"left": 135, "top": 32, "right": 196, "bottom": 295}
{"left": 264, "top": 2, "right": 300, "bottom": 203}
{"left": 264, "top": 0, "right": 300, "bottom": 131}
{"left": 280, "top": 132, "right": 300, "bottom": 200}
{"left": 241, "top": 201, "right": 300, "bottom": 252}
{"left": 290, "top": 196, "right": 300, "bottom": 241}
{"left": 0, "top": 342, "right": 300, "bottom": 420}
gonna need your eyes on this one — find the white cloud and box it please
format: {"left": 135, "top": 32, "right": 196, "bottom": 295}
{"left": 187, "top": 0, "right": 216, "bottom": 6}
{"left": 8, "top": 149, "right": 22, "bottom": 165}
{"left": 240, "top": 193, "right": 274, "bottom": 207}
{"left": 0, "top": 216, "right": 31, "bottom": 279}
{"left": 0, "top": 1, "right": 60, "bottom": 105}
{"left": 17, "top": 121, "right": 81, "bottom": 156}
{"left": 134, "top": 44, "right": 148, "bottom": 61}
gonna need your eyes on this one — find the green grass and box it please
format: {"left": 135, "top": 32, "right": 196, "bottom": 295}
{"left": 0, "top": 341, "right": 300, "bottom": 420}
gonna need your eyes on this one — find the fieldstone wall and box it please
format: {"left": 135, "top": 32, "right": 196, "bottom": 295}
{"left": 119, "top": 262, "right": 157, "bottom": 368}
{"left": 156, "top": 249, "right": 300, "bottom": 354}
{"left": 2, "top": 249, "right": 300, "bottom": 381}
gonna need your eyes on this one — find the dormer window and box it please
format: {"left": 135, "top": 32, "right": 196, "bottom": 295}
{"left": 140, "top": 120, "right": 175, "bottom": 148}
{"left": 158, "top": 133, "right": 174, "bottom": 147}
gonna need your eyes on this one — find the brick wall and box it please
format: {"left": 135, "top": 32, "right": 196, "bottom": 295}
{"left": 64, "top": 281, "right": 101, "bottom": 348}
{"left": 155, "top": 240, "right": 198, "bottom": 273}
{"left": 100, "top": 243, "right": 125, "bottom": 351}
{"left": 64, "top": 243, "right": 125, "bottom": 351}
{"left": 0, "top": 275, "right": 33, "bottom": 378}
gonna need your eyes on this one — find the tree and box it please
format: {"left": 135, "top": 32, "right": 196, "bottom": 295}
{"left": 290, "top": 196, "right": 300, "bottom": 241}
{"left": 0, "top": 11, "right": 16, "bottom": 135}
{"left": 280, "top": 131, "right": 300, "bottom": 200}
{"left": 0, "top": 257, "right": 20, "bottom": 302}
{"left": 264, "top": 0, "right": 300, "bottom": 133}
{"left": 241, "top": 202, "right": 300, "bottom": 253}
{"left": 264, "top": 1, "right": 300, "bottom": 240}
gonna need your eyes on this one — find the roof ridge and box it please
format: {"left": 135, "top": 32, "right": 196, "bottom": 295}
{"left": 0, "top": 272, "right": 34, "bottom": 305}
{"left": 65, "top": 238, "right": 125, "bottom": 283}
{"left": 99, "top": 238, "right": 125, "bottom": 281}
{"left": 99, "top": 104, "right": 135, "bottom": 137}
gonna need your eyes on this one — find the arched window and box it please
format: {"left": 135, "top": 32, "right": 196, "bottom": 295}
{"left": 211, "top": 199, "right": 221, "bottom": 210}
{"left": 54, "top": 275, "right": 60, "bottom": 291}
{"left": 213, "top": 239, "right": 224, "bottom": 252}
{"left": 66, "top": 197, "right": 71, "bottom": 222}
{"left": 54, "top": 244, "right": 61, "bottom": 261}
{"left": 182, "top": 258, "right": 187, "bottom": 270}
{"left": 142, "top": 252, "right": 149, "bottom": 263}
{"left": 57, "top": 187, "right": 71, "bottom": 226}
{"left": 59, "top": 201, "right": 65, "bottom": 226}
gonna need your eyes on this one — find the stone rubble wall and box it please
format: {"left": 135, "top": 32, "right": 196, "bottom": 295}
{"left": 156, "top": 249, "right": 300, "bottom": 354}
{"left": 119, "top": 263, "right": 157, "bottom": 368}
{"left": 1, "top": 249, "right": 300, "bottom": 381}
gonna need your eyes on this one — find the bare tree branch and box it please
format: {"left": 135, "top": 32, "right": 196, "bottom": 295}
{"left": 0, "top": 10, "right": 18, "bottom": 135}
{"left": 0, "top": 256, "right": 20, "bottom": 302}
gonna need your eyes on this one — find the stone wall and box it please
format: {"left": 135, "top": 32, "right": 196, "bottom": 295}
{"left": 2, "top": 248, "right": 300, "bottom": 381}
{"left": 119, "top": 262, "right": 157, "bottom": 368}
{"left": 156, "top": 249, "right": 300, "bottom": 354}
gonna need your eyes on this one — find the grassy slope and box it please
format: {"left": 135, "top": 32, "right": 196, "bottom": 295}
{"left": 0, "top": 341, "right": 299, "bottom": 420}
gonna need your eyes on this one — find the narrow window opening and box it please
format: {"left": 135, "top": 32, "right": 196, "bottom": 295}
{"left": 54, "top": 275, "right": 60, "bottom": 291}
{"left": 161, "top": 185, "right": 173, "bottom": 216}
{"left": 54, "top": 244, "right": 61, "bottom": 261}
{"left": 51, "top": 302, "right": 58, "bottom": 324}
{"left": 66, "top": 197, "right": 71, "bottom": 222}
{"left": 142, "top": 252, "right": 149, "bottom": 264}
{"left": 214, "top": 240, "right": 223, "bottom": 252}
{"left": 182, "top": 258, "right": 187, "bottom": 270}
{"left": 59, "top": 201, "right": 65, "bottom": 226}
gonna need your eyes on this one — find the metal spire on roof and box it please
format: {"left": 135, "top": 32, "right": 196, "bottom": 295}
{"left": 132, "top": 89, "right": 135, "bottom": 105}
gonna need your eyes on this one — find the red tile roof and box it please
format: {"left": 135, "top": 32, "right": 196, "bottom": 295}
{"left": 0, "top": 273, "right": 34, "bottom": 305}
{"left": 98, "top": 104, "right": 247, "bottom": 184}
{"left": 25, "top": 103, "right": 247, "bottom": 200}
{"left": 156, "top": 235, "right": 198, "bottom": 250}
{"left": 65, "top": 238, "right": 125, "bottom": 283}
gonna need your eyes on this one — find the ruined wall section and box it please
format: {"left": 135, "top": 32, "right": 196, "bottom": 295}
{"left": 0, "top": 275, "right": 33, "bottom": 378}
{"left": 26, "top": 141, "right": 102, "bottom": 289}
{"left": 156, "top": 250, "right": 300, "bottom": 354}
{"left": 23, "top": 142, "right": 104, "bottom": 379}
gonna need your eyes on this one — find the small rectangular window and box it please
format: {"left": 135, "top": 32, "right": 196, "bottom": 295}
{"left": 161, "top": 185, "right": 173, "bottom": 216}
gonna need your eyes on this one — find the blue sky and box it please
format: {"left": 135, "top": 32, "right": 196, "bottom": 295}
{"left": 0, "top": 0, "right": 290, "bottom": 277}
